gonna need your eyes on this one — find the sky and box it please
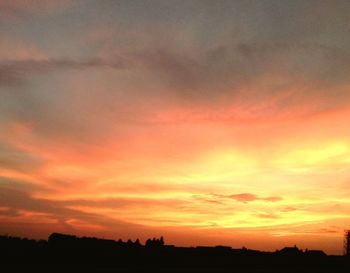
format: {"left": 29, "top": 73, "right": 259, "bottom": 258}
{"left": 1, "top": 0, "right": 350, "bottom": 255}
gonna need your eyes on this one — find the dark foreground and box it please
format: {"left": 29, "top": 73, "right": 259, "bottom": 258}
{"left": 1, "top": 233, "right": 349, "bottom": 273}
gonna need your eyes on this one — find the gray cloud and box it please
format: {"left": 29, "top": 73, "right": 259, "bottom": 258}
{"left": 0, "top": 0, "right": 75, "bottom": 19}
{"left": 0, "top": 58, "right": 127, "bottom": 87}
{"left": 74, "top": 0, "right": 350, "bottom": 106}
{"left": 0, "top": 57, "right": 135, "bottom": 149}
{"left": 3, "top": 42, "right": 350, "bottom": 102}
{"left": 0, "top": 142, "right": 43, "bottom": 172}
{"left": 151, "top": 42, "right": 350, "bottom": 106}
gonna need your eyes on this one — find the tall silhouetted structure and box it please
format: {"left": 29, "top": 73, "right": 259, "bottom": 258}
{"left": 345, "top": 230, "right": 350, "bottom": 256}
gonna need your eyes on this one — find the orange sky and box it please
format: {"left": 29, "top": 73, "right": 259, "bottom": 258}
{"left": 1, "top": 0, "right": 350, "bottom": 255}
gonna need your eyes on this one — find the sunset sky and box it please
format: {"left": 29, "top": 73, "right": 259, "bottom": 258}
{"left": 1, "top": 0, "right": 350, "bottom": 254}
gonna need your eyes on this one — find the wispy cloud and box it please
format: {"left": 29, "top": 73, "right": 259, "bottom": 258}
{"left": 0, "top": 57, "right": 127, "bottom": 86}
{"left": 213, "top": 193, "right": 283, "bottom": 203}
{"left": 0, "top": 142, "right": 43, "bottom": 172}
{"left": 0, "top": 0, "right": 74, "bottom": 19}
{"left": 0, "top": 177, "right": 145, "bottom": 232}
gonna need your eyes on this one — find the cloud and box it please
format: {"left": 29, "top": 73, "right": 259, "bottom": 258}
{"left": 214, "top": 193, "right": 282, "bottom": 203}
{"left": 0, "top": 0, "right": 74, "bottom": 19}
{"left": 0, "top": 37, "right": 47, "bottom": 61}
{"left": 2, "top": 41, "right": 350, "bottom": 110}
{"left": 0, "top": 66, "right": 23, "bottom": 86}
{"left": 256, "top": 213, "right": 280, "bottom": 219}
{"left": 0, "top": 58, "right": 127, "bottom": 86}
{"left": 130, "top": 49, "right": 202, "bottom": 92}
{"left": 0, "top": 177, "right": 144, "bottom": 232}
{"left": 0, "top": 207, "right": 20, "bottom": 217}
{"left": 226, "top": 193, "right": 258, "bottom": 203}
{"left": 2, "top": 0, "right": 350, "bottom": 110}
{"left": 0, "top": 142, "right": 43, "bottom": 172}
{"left": 0, "top": 177, "right": 189, "bottom": 234}
{"left": 262, "top": 196, "right": 283, "bottom": 202}
{"left": 96, "top": 43, "right": 350, "bottom": 105}
{"left": 58, "top": 197, "right": 187, "bottom": 209}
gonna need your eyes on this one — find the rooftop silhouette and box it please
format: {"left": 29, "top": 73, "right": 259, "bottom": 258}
{"left": 1, "top": 232, "right": 349, "bottom": 272}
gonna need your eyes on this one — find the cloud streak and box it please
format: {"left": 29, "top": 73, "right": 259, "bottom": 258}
{"left": 0, "top": 177, "right": 149, "bottom": 233}
{"left": 214, "top": 193, "right": 283, "bottom": 203}
{"left": 0, "top": 57, "right": 128, "bottom": 86}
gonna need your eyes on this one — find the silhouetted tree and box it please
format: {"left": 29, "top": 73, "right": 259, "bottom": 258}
{"left": 145, "top": 237, "right": 164, "bottom": 247}
{"left": 145, "top": 239, "right": 152, "bottom": 247}
{"left": 134, "top": 238, "right": 141, "bottom": 246}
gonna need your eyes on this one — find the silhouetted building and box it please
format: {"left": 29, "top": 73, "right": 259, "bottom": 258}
{"left": 277, "top": 245, "right": 303, "bottom": 256}
{"left": 304, "top": 249, "right": 326, "bottom": 258}
{"left": 345, "top": 230, "right": 350, "bottom": 256}
{"left": 48, "top": 232, "right": 77, "bottom": 245}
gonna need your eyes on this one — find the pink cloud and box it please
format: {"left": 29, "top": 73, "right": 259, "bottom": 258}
{"left": 214, "top": 193, "right": 282, "bottom": 203}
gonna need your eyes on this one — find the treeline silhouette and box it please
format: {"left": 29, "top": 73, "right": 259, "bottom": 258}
{"left": 0, "top": 233, "right": 349, "bottom": 272}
